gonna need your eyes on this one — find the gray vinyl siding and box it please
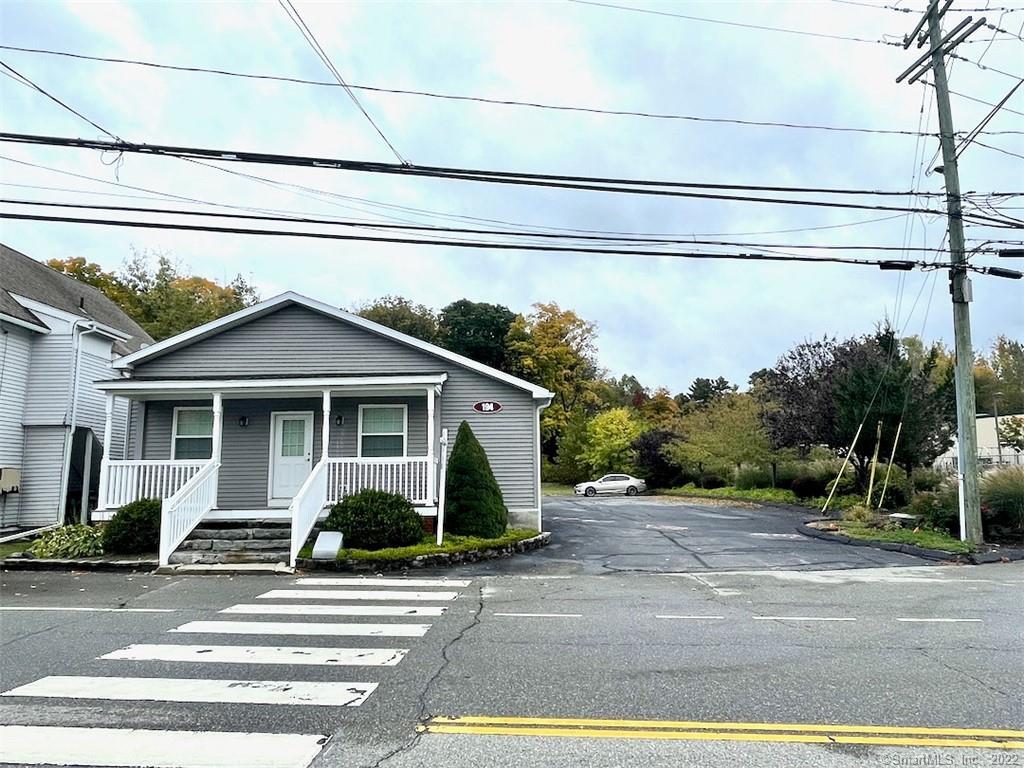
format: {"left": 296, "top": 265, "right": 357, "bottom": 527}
{"left": 0, "top": 324, "right": 33, "bottom": 526}
{"left": 142, "top": 395, "right": 428, "bottom": 509}
{"left": 23, "top": 334, "right": 73, "bottom": 425}
{"left": 75, "top": 350, "right": 113, "bottom": 435}
{"left": 107, "top": 396, "right": 130, "bottom": 461}
{"left": 18, "top": 425, "right": 67, "bottom": 527}
{"left": 131, "top": 303, "right": 540, "bottom": 510}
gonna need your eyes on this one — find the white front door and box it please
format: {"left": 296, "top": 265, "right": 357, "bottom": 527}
{"left": 270, "top": 412, "right": 313, "bottom": 501}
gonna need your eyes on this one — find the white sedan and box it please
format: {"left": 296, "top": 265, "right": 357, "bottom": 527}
{"left": 574, "top": 474, "right": 647, "bottom": 497}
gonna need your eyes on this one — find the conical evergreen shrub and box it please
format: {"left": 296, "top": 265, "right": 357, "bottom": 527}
{"left": 444, "top": 420, "right": 508, "bottom": 538}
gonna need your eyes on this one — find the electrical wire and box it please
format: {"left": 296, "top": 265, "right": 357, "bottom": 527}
{"left": 4, "top": 133, "right": 1020, "bottom": 227}
{"left": 276, "top": 0, "right": 407, "bottom": 164}
{"left": 6, "top": 45, "right": 1022, "bottom": 139}
{"left": 0, "top": 60, "right": 120, "bottom": 140}
{"left": 955, "top": 79, "right": 1024, "bottom": 158}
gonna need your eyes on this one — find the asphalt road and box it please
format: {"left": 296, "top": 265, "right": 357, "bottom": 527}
{"left": 2, "top": 496, "right": 1021, "bottom": 768}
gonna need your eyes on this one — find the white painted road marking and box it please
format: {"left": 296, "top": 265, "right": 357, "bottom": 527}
{"left": 258, "top": 589, "right": 459, "bottom": 601}
{"left": 0, "top": 606, "right": 177, "bottom": 613}
{"left": 753, "top": 616, "right": 857, "bottom": 622}
{"left": 294, "top": 577, "right": 471, "bottom": 588}
{"left": 896, "top": 618, "right": 984, "bottom": 623}
{"left": 170, "top": 620, "right": 431, "bottom": 637}
{"left": 221, "top": 604, "right": 447, "bottom": 617}
{"left": 102, "top": 644, "right": 407, "bottom": 666}
{"left": 655, "top": 615, "right": 726, "bottom": 620}
{"left": 2, "top": 675, "right": 378, "bottom": 707}
{"left": 749, "top": 533, "right": 804, "bottom": 540}
{"left": 494, "top": 612, "right": 583, "bottom": 618}
{"left": 0, "top": 724, "right": 326, "bottom": 768}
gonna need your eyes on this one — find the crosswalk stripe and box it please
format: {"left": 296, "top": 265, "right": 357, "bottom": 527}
{"left": 169, "top": 620, "right": 431, "bottom": 637}
{"left": 102, "top": 644, "right": 407, "bottom": 666}
{"left": 258, "top": 589, "right": 459, "bottom": 601}
{"left": 294, "top": 577, "right": 471, "bottom": 588}
{"left": 221, "top": 603, "right": 447, "bottom": 617}
{"left": 0, "top": 725, "right": 326, "bottom": 768}
{"left": 2, "top": 675, "right": 377, "bottom": 707}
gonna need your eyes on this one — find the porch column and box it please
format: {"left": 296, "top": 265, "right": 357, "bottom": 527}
{"left": 97, "top": 394, "right": 114, "bottom": 509}
{"left": 79, "top": 435, "right": 93, "bottom": 524}
{"left": 321, "top": 390, "right": 332, "bottom": 460}
{"left": 211, "top": 392, "right": 224, "bottom": 463}
{"left": 426, "top": 385, "right": 436, "bottom": 503}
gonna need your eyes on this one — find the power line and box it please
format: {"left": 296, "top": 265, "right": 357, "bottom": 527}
{"left": 276, "top": 0, "right": 407, "bottom": 164}
{"left": 973, "top": 139, "right": 1024, "bottom": 160}
{"left": 2, "top": 197, "right": 990, "bottom": 252}
{"left": 2, "top": 208, "right": 982, "bottom": 272}
{"left": 955, "top": 78, "right": 1024, "bottom": 157}
{"left": 4, "top": 132, "right": 1019, "bottom": 226}
{"left": 921, "top": 77, "right": 1024, "bottom": 117}
{"left": 0, "top": 60, "right": 120, "bottom": 140}
{"left": 568, "top": 0, "right": 906, "bottom": 45}
{"left": 7, "top": 45, "right": 1022, "bottom": 139}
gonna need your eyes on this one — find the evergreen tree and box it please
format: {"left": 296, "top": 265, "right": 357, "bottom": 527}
{"left": 444, "top": 421, "right": 508, "bottom": 537}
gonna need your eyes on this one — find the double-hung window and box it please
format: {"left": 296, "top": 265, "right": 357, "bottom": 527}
{"left": 359, "top": 405, "right": 406, "bottom": 457}
{"left": 172, "top": 407, "right": 214, "bottom": 460}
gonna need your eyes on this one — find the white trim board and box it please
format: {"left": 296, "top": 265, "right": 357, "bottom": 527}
{"left": 96, "top": 374, "right": 447, "bottom": 394}
{"left": 111, "top": 292, "right": 553, "bottom": 400}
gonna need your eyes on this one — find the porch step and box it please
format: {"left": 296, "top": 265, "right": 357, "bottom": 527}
{"left": 172, "top": 521, "right": 294, "bottom": 565}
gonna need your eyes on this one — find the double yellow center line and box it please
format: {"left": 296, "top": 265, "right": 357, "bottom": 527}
{"left": 419, "top": 716, "right": 1024, "bottom": 749}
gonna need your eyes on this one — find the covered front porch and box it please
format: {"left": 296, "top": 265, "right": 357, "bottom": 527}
{"left": 95, "top": 375, "right": 449, "bottom": 566}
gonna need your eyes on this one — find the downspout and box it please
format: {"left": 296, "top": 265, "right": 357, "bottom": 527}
{"left": 57, "top": 320, "right": 101, "bottom": 525}
{"left": 534, "top": 397, "right": 552, "bottom": 532}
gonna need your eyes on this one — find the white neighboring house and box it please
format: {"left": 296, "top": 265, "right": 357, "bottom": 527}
{"left": 0, "top": 244, "right": 153, "bottom": 535}
{"left": 934, "top": 414, "right": 1024, "bottom": 472}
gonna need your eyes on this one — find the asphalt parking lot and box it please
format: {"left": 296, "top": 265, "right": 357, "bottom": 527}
{"left": 461, "top": 494, "right": 931, "bottom": 576}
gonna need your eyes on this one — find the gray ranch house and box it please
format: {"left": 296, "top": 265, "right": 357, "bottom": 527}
{"left": 1, "top": 245, "right": 152, "bottom": 536}
{"left": 94, "top": 292, "right": 553, "bottom": 566}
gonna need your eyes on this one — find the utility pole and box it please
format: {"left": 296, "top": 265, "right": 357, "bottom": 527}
{"left": 897, "top": 1, "right": 985, "bottom": 544}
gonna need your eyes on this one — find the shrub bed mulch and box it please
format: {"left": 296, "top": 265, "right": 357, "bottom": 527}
{"left": 801, "top": 519, "right": 1024, "bottom": 564}
{"left": 298, "top": 531, "right": 550, "bottom": 572}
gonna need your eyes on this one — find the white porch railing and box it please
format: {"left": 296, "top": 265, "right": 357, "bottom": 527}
{"left": 326, "top": 457, "right": 432, "bottom": 506}
{"left": 159, "top": 461, "right": 220, "bottom": 566}
{"left": 103, "top": 460, "right": 206, "bottom": 509}
{"left": 290, "top": 457, "right": 330, "bottom": 567}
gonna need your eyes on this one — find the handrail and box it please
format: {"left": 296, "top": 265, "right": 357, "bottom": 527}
{"left": 289, "top": 457, "right": 329, "bottom": 568}
{"left": 158, "top": 461, "right": 220, "bottom": 566}
{"left": 325, "top": 456, "right": 431, "bottom": 505}
{"left": 102, "top": 459, "right": 205, "bottom": 509}
{"left": 435, "top": 429, "right": 449, "bottom": 546}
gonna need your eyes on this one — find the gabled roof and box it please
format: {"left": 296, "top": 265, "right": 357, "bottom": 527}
{"left": 113, "top": 292, "right": 555, "bottom": 400}
{"left": 0, "top": 244, "right": 153, "bottom": 354}
{"left": 0, "top": 286, "right": 48, "bottom": 332}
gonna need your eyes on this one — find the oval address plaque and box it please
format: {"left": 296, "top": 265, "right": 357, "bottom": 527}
{"left": 473, "top": 401, "right": 503, "bottom": 413}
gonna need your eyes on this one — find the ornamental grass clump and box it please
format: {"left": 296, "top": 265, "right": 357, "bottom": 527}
{"left": 444, "top": 421, "right": 508, "bottom": 538}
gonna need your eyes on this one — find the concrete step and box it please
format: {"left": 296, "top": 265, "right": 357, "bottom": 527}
{"left": 178, "top": 538, "right": 291, "bottom": 551}
{"left": 167, "top": 550, "right": 290, "bottom": 565}
{"left": 187, "top": 526, "right": 291, "bottom": 541}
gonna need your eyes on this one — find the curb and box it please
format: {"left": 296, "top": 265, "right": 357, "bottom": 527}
{"left": 1, "top": 556, "right": 158, "bottom": 572}
{"left": 298, "top": 531, "right": 551, "bottom": 572}
{"left": 797, "top": 520, "right": 1024, "bottom": 564}
{"left": 154, "top": 563, "right": 295, "bottom": 576}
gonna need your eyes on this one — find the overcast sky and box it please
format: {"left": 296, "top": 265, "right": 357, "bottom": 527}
{"left": 2, "top": 0, "right": 1021, "bottom": 393}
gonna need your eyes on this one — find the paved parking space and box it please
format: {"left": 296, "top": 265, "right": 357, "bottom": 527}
{"left": 462, "top": 495, "right": 930, "bottom": 576}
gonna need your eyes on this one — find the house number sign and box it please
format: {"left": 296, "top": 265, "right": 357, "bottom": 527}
{"left": 472, "top": 401, "right": 503, "bottom": 413}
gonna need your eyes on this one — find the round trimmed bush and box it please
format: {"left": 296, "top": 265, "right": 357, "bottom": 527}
{"left": 792, "top": 474, "right": 827, "bottom": 499}
{"left": 323, "top": 489, "right": 423, "bottom": 550}
{"left": 102, "top": 498, "right": 161, "bottom": 554}
{"left": 698, "top": 473, "right": 726, "bottom": 490}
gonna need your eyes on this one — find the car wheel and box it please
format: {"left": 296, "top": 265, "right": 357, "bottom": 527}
{"left": 626, "top": 486, "right": 638, "bottom": 496}
{"left": 584, "top": 487, "right": 596, "bottom": 497}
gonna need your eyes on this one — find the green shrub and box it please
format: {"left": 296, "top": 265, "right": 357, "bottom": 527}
{"left": 735, "top": 466, "right": 772, "bottom": 490}
{"left": 323, "top": 489, "right": 423, "bottom": 550}
{"left": 698, "top": 473, "right": 727, "bottom": 490}
{"left": 871, "top": 465, "right": 910, "bottom": 509}
{"left": 30, "top": 524, "right": 104, "bottom": 558}
{"left": 980, "top": 465, "right": 1024, "bottom": 536}
{"left": 911, "top": 467, "right": 946, "bottom": 492}
{"left": 908, "top": 484, "right": 959, "bottom": 533}
{"left": 843, "top": 504, "right": 875, "bottom": 524}
{"left": 444, "top": 421, "right": 508, "bottom": 538}
{"left": 102, "top": 498, "right": 161, "bottom": 554}
{"left": 792, "top": 474, "right": 827, "bottom": 499}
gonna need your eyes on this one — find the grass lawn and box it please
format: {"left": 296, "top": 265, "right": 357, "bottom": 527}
{"left": 542, "top": 482, "right": 576, "bottom": 496}
{"left": 834, "top": 521, "right": 972, "bottom": 554}
{"left": 662, "top": 483, "right": 862, "bottom": 511}
{"left": 299, "top": 528, "right": 540, "bottom": 561}
{"left": 0, "top": 540, "right": 32, "bottom": 559}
